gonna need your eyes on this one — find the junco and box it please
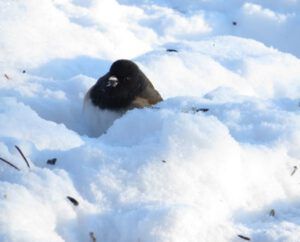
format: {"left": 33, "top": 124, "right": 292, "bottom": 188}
{"left": 84, "top": 59, "right": 162, "bottom": 136}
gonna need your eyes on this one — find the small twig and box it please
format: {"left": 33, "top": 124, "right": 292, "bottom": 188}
{"left": 194, "top": 108, "right": 209, "bottom": 113}
{"left": 89, "top": 232, "right": 97, "bottom": 242}
{"left": 269, "top": 209, "right": 275, "bottom": 217}
{"left": 4, "top": 74, "right": 10, "bottom": 80}
{"left": 238, "top": 235, "right": 251, "bottom": 241}
{"left": 291, "top": 166, "right": 297, "bottom": 176}
{"left": 0, "top": 157, "right": 20, "bottom": 171}
{"left": 67, "top": 196, "right": 79, "bottom": 206}
{"left": 15, "top": 145, "right": 30, "bottom": 168}
{"left": 166, "top": 48, "right": 178, "bottom": 53}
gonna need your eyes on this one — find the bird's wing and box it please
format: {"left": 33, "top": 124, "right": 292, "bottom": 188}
{"left": 138, "top": 81, "right": 163, "bottom": 104}
{"left": 129, "top": 81, "right": 163, "bottom": 109}
{"left": 128, "top": 96, "right": 152, "bottom": 108}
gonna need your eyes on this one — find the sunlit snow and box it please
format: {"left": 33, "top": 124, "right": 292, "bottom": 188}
{"left": 0, "top": 0, "right": 300, "bottom": 242}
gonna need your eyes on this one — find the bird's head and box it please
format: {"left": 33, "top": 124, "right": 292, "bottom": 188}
{"left": 105, "top": 59, "right": 140, "bottom": 89}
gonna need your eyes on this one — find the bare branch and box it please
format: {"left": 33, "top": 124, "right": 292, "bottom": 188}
{"left": 15, "top": 145, "right": 30, "bottom": 168}
{"left": 0, "top": 157, "right": 20, "bottom": 171}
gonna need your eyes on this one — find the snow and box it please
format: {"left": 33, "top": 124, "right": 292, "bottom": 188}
{"left": 0, "top": 0, "right": 300, "bottom": 242}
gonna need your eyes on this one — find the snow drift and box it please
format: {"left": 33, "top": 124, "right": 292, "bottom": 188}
{"left": 0, "top": 0, "right": 300, "bottom": 242}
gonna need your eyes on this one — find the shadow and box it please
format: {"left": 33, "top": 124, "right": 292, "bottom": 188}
{"left": 2, "top": 56, "right": 114, "bottom": 137}
{"left": 29, "top": 56, "right": 111, "bottom": 80}
{"left": 272, "top": 98, "right": 300, "bottom": 113}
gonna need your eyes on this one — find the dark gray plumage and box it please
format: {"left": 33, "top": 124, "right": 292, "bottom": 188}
{"left": 83, "top": 59, "right": 163, "bottom": 136}
{"left": 85, "top": 59, "right": 162, "bottom": 111}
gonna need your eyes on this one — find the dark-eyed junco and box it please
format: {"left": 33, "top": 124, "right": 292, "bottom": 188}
{"left": 83, "top": 59, "right": 163, "bottom": 136}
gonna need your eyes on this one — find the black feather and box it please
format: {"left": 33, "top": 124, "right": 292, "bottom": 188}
{"left": 89, "top": 59, "right": 161, "bottom": 110}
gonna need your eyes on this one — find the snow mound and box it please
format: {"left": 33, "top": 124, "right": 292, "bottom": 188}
{"left": 0, "top": 98, "right": 83, "bottom": 151}
{"left": 1, "top": 0, "right": 300, "bottom": 242}
{"left": 1, "top": 102, "right": 300, "bottom": 242}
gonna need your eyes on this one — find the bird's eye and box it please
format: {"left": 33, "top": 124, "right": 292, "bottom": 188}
{"left": 125, "top": 77, "right": 131, "bottom": 81}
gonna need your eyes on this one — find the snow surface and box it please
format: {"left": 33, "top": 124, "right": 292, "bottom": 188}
{"left": 0, "top": 0, "right": 300, "bottom": 242}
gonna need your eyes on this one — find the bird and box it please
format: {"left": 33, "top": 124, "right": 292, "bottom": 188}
{"left": 83, "top": 59, "right": 163, "bottom": 136}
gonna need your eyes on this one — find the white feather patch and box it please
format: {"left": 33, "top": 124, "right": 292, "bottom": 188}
{"left": 83, "top": 92, "right": 123, "bottom": 137}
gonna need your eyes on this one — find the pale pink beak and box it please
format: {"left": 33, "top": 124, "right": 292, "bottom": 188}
{"left": 106, "top": 76, "right": 119, "bottom": 87}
